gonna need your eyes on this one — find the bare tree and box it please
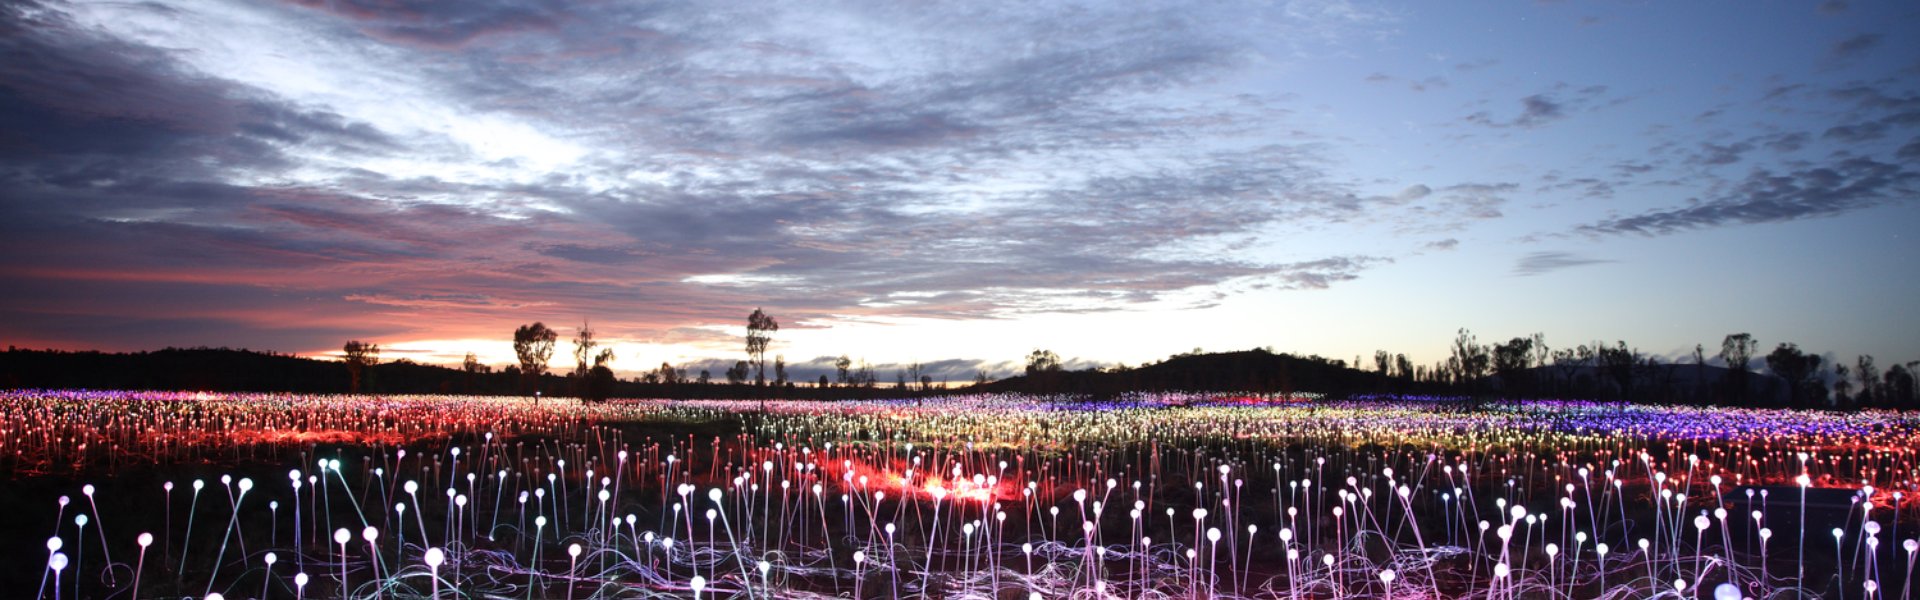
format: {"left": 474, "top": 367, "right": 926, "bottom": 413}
{"left": 343, "top": 340, "right": 379, "bottom": 393}
{"left": 835, "top": 355, "right": 852, "bottom": 386}
{"left": 571, "top": 321, "right": 597, "bottom": 378}
{"left": 1833, "top": 363, "right": 1854, "bottom": 408}
{"left": 513, "top": 322, "right": 558, "bottom": 398}
{"left": 1551, "top": 347, "right": 1584, "bottom": 396}
{"left": 746, "top": 308, "right": 779, "bottom": 386}
{"left": 1855, "top": 355, "right": 1880, "bottom": 408}
{"left": 1720, "top": 333, "right": 1756, "bottom": 406}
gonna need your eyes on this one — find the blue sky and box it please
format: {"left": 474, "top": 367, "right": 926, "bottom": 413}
{"left": 1, "top": 0, "right": 1915, "bottom": 380}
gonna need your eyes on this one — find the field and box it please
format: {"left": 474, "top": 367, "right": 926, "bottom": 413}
{"left": 4, "top": 391, "right": 1918, "bottom": 599}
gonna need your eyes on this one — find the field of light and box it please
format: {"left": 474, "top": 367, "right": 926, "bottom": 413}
{"left": 3, "top": 390, "right": 1917, "bottom": 599}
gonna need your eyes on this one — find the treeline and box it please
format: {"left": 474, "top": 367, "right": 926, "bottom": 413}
{"left": 0, "top": 346, "right": 929, "bottom": 400}
{"left": 1351, "top": 329, "right": 1919, "bottom": 411}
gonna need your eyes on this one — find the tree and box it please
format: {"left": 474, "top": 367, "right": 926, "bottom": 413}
{"left": 571, "top": 321, "right": 597, "bottom": 378}
{"left": 1492, "top": 336, "right": 1534, "bottom": 396}
{"left": 1720, "top": 333, "right": 1756, "bottom": 406}
{"left": 1449, "top": 328, "right": 1490, "bottom": 395}
{"left": 657, "top": 362, "right": 681, "bottom": 385}
{"left": 1596, "top": 341, "right": 1637, "bottom": 402}
{"left": 817, "top": 374, "right": 830, "bottom": 388}
{"left": 1833, "top": 363, "right": 1854, "bottom": 408}
{"left": 907, "top": 362, "right": 925, "bottom": 391}
{"left": 1693, "top": 344, "right": 1707, "bottom": 404}
{"left": 343, "top": 340, "right": 379, "bottom": 393}
{"left": 463, "top": 352, "right": 482, "bottom": 374}
{"left": 1394, "top": 354, "right": 1413, "bottom": 381}
{"left": 1855, "top": 355, "right": 1880, "bottom": 408}
{"left": 1883, "top": 362, "right": 1914, "bottom": 410}
{"left": 854, "top": 360, "right": 875, "bottom": 388}
{"left": 513, "top": 322, "right": 558, "bottom": 397}
{"left": 835, "top": 355, "right": 852, "bottom": 386}
{"left": 583, "top": 365, "right": 616, "bottom": 403}
{"left": 698, "top": 369, "right": 711, "bottom": 385}
{"left": 1550, "top": 348, "right": 1583, "bottom": 396}
{"left": 974, "top": 369, "right": 991, "bottom": 386}
{"left": 725, "top": 360, "right": 750, "bottom": 385}
{"left": 746, "top": 308, "right": 779, "bottom": 386}
{"left": 774, "top": 355, "right": 788, "bottom": 386}
{"left": 1765, "top": 343, "right": 1821, "bottom": 408}
{"left": 1026, "top": 349, "right": 1062, "bottom": 375}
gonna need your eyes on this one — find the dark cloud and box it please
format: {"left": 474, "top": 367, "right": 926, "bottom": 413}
{"left": 1691, "top": 141, "right": 1755, "bottom": 166}
{"left": 1831, "top": 33, "right": 1883, "bottom": 60}
{"left": 1515, "top": 95, "right": 1565, "bottom": 128}
{"left": 1514, "top": 252, "right": 1610, "bottom": 276}
{"left": 1576, "top": 157, "right": 1918, "bottom": 236}
{"left": 1900, "top": 138, "right": 1920, "bottom": 161}
{"left": 1465, "top": 85, "right": 1607, "bottom": 129}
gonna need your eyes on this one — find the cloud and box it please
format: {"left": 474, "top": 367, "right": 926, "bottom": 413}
{"left": 0, "top": 0, "right": 1414, "bottom": 357}
{"left": 1465, "top": 85, "right": 1608, "bottom": 129}
{"left": 1515, "top": 95, "right": 1566, "bottom": 128}
{"left": 1576, "top": 157, "right": 1918, "bottom": 236}
{"left": 1831, "top": 33, "right": 1883, "bottom": 61}
{"left": 1692, "top": 141, "right": 1754, "bottom": 166}
{"left": 1514, "top": 252, "right": 1610, "bottom": 276}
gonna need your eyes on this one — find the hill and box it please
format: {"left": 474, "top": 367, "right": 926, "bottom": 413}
{"left": 975, "top": 348, "right": 1447, "bottom": 398}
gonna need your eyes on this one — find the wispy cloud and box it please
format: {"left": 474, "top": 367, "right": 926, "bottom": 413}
{"left": 1514, "top": 252, "right": 1611, "bottom": 276}
{"left": 1576, "top": 157, "right": 1917, "bottom": 236}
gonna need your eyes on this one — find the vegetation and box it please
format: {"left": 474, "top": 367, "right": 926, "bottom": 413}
{"left": 4, "top": 320, "right": 1918, "bottom": 411}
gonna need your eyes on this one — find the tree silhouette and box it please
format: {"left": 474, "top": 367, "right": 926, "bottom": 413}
{"left": 835, "top": 355, "right": 852, "bottom": 386}
{"left": 1886, "top": 363, "right": 1916, "bottom": 410}
{"left": 1720, "top": 333, "right": 1756, "bottom": 405}
{"left": 746, "top": 308, "right": 779, "bottom": 386}
{"left": 342, "top": 340, "right": 379, "bottom": 393}
{"left": 1596, "top": 341, "right": 1636, "bottom": 402}
{"left": 513, "top": 322, "right": 558, "bottom": 397}
{"left": 1449, "top": 328, "right": 1490, "bottom": 395}
{"left": 1855, "top": 355, "right": 1879, "bottom": 408}
{"left": 1026, "top": 349, "right": 1062, "bottom": 375}
{"left": 1550, "top": 347, "right": 1583, "bottom": 396}
{"left": 571, "top": 321, "right": 597, "bottom": 379}
{"left": 1492, "top": 336, "right": 1534, "bottom": 396}
{"left": 1765, "top": 343, "right": 1820, "bottom": 408}
{"left": 1833, "top": 363, "right": 1854, "bottom": 408}
{"left": 725, "top": 360, "right": 749, "bottom": 385}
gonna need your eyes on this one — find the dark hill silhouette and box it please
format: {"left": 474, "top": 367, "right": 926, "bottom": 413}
{"left": 975, "top": 349, "right": 1450, "bottom": 398}
{"left": 0, "top": 346, "right": 1802, "bottom": 407}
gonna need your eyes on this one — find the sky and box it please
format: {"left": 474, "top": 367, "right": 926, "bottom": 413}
{"left": 2, "top": 0, "right": 1917, "bottom": 381}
